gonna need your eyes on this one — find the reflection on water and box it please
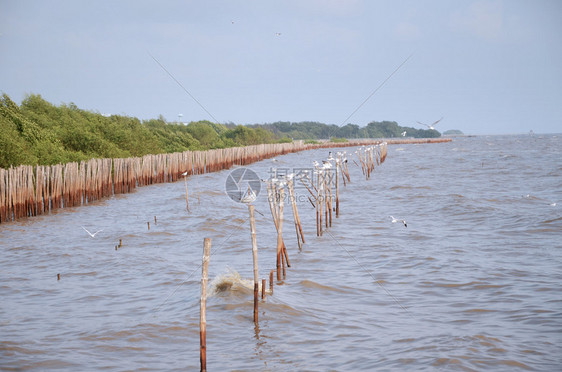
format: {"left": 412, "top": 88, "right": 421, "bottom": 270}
{"left": 1, "top": 135, "right": 561, "bottom": 370}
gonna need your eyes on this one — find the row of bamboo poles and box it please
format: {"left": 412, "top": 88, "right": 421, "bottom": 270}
{"left": 196, "top": 139, "right": 447, "bottom": 369}
{"left": 0, "top": 138, "right": 450, "bottom": 224}
{"left": 233, "top": 143, "right": 389, "bottom": 326}
{"left": 254, "top": 143, "right": 390, "bottom": 317}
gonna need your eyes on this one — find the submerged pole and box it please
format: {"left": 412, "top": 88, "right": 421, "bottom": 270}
{"left": 335, "top": 160, "right": 340, "bottom": 217}
{"left": 184, "top": 174, "right": 190, "bottom": 212}
{"left": 288, "top": 179, "right": 304, "bottom": 250}
{"left": 249, "top": 204, "right": 259, "bottom": 323}
{"left": 200, "top": 238, "right": 211, "bottom": 372}
{"left": 276, "top": 187, "right": 285, "bottom": 281}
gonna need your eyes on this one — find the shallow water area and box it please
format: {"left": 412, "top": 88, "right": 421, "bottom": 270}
{"left": 1, "top": 134, "right": 561, "bottom": 371}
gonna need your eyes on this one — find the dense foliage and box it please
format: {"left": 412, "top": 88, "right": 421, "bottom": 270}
{"left": 443, "top": 129, "right": 464, "bottom": 135}
{"left": 0, "top": 94, "right": 280, "bottom": 168}
{"left": 247, "top": 121, "right": 440, "bottom": 140}
{"left": 0, "top": 94, "right": 440, "bottom": 168}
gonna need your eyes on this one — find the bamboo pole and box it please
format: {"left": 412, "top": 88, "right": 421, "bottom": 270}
{"left": 335, "top": 160, "right": 340, "bottom": 217}
{"left": 0, "top": 169, "right": 6, "bottom": 222}
{"left": 184, "top": 172, "right": 190, "bottom": 212}
{"left": 316, "top": 171, "right": 320, "bottom": 237}
{"left": 276, "top": 187, "right": 285, "bottom": 281}
{"left": 249, "top": 204, "right": 259, "bottom": 323}
{"left": 287, "top": 179, "right": 304, "bottom": 250}
{"left": 266, "top": 182, "right": 278, "bottom": 224}
{"left": 317, "top": 170, "right": 323, "bottom": 236}
{"left": 327, "top": 168, "right": 332, "bottom": 227}
{"left": 200, "top": 238, "right": 211, "bottom": 372}
{"left": 267, "top": 181, "right": 289, "bottom": 270}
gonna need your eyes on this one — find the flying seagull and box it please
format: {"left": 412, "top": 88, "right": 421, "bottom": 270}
{"left": 81, "top": 226, "right": 103, "bottom": 238}
{"left": 389, "top": 216, "right": 407, "bottom": 228}
{"left": 417, "top": 117, "right": 443, "bottom": 130}
{"left": 401, "top": 131, "right": 407, "bottom": 137}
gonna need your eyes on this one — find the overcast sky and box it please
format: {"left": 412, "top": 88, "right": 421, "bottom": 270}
{"left": 1, "top": 0, "right": 561, "bottom": 134}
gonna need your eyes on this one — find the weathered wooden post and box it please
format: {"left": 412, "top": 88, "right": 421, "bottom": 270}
{"left": 276, "top": 187, "right": 285, "bottom": 280}
{"left": 249, "top": 204, "right": 259, "bottom": 323}
{"left": 200, "top": 238, "right": 211, "bottom": 372}
{"left": 266, "top": 182, "right": 278, "bottom": 226}
{"left": 317, "top": 170, "right": 323, "bottom": 236}
{"left": 288, "top": 178, "right": 305, "bottom": 250}
{"left": 335, "top": 159, "right": 340, "bottom": 217}
{"left": 183, "top": 171, "right": 190, "bottom": 212}
{"left": 267, "top": 181, "right": 290, "bottom": 276}
{"left": 327, "top": 168, "right": 332, "bottom": 227}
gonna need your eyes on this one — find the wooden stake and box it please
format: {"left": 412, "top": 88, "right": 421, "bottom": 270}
{"left": 57, "top": 273, "right": 60, "bottom": 280}
{"left": 262, "top": 278, "right": 266, "bottom": 299}
{"left": 266, "top": 182, "right": 278, "bottom": 225}
{"left": 276, "top": 187, "right": 285, "bottom": 281}
{"left": 288, "top": 179, "right": 304, "bottom": 250}
{"left": 269, "top": 269, "right": 274, "bottom": 293}
{"left": 200, "top": 238, "right": 211, "bottom": 372}
{"left": 249, "top": 204, "right": 259, "bottom": 323}
{"left": 147, "top": 221, "right": 150, "bottom": 230}
{"left": 184, "top": 175, "right": 190, "bottom": 212}
{"left": 327, "top": 170, "right": 332, "bottom": 227}
{"left": 335, "top": 160, "right": 340, "bottom": 217}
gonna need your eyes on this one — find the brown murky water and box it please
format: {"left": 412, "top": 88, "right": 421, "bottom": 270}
{"left": 1, "top": 134, "right": 561, "bottom": 371}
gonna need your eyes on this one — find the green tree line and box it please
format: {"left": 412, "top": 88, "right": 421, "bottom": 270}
{"left": 0, "top": 93, "right": 440, "bottom": 168}
{"left": 247, "top": 121, "right": 440, "bottom": 140}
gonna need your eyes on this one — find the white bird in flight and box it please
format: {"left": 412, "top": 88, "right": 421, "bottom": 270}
{"left": 401, "top": 131, "right": 407, "bottom": 137}
{"left": 81, "top": 226, "right": 103, "bottom": 238}
{"left": 389, "top": 216, "right": 407, "bottom": 228}
{"left": 417, "top": 117, "right": 443, "bottom": 130}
